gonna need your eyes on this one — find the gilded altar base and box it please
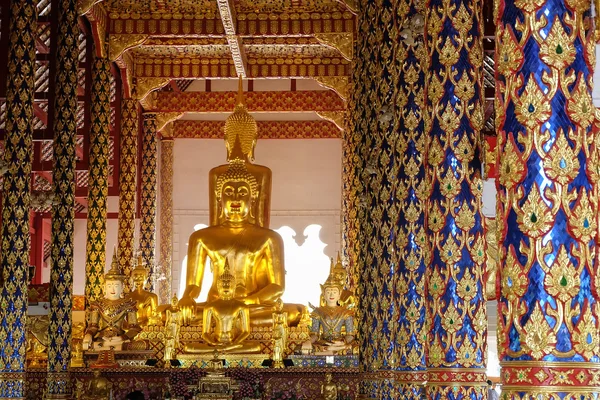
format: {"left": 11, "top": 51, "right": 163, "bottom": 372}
{"left": 137, "top": 323, "right": 311, "bottom": 364}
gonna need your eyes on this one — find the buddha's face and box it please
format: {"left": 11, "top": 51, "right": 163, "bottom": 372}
{"left": 105, "top": 279, "right": 123, "bottom": 300}
{"left": 221, "top": 181, "right": 251, "bottom": 221}
{"left": 323, "top": 287, "right": 341, "bottom": 307}
{"left": 131, "top": 271, "right": 147, "bottom": 289}
{"left": 217, "top": 279, "right": 234, "bottom": 300}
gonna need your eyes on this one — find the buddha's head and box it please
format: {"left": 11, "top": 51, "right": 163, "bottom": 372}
{"left": 216, "top": 161, "right": 258, "bottom": 222}
{"left": 105, "top": 248, "right": 125, "bottom": 300}
{"left": 217, "top": 261, "right": 235, "bottom": 300}
{"left": 224, "top": 77, "right": 257, "bottom": 162}
{"left": 131, "top": 255, "right": 149, "bottom": 290}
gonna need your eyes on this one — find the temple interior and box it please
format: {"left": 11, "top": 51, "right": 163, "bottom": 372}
{"left": 0, "top": 0, "right": 599, "bottom": 399}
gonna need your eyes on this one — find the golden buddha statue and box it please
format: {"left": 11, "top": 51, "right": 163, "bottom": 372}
{"left": 304, "top": 270, "right": 356, "bottom": 355}
{"left": 209, "top": 76, "right": 272, "bottom": 228}
{"left": 272, "top": 299, "right": 288, "bottom": 368}
{"left": 184, "top": 261, "right": 261, "bottom": 354}
{"left": 164, "top": 294, "right": 182, "bottom": 361}
{"left": 81, "top": 370, "right": 110, "bottom": 400}
{"left": 321, "top": 373, "right": 338, "bottom": 400}
{"left": 83, "top": 255, "right": 141, "bottom": 351}
{"left": 179, "top": 161, "right": 303, "bottom": 327}
{"left": 127, "top": 254, "right": 160, "bottom": 326}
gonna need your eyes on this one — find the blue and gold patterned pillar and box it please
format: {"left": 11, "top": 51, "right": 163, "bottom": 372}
{"left": 0, "top": 0, "right": 36, "bottom": 397}
{"left": 117, "top": 98, "right": 138, "bottom": 293}
{"left": 396, "top": 5, "right": 428, "bottom": 399}
{"left": 139, "top": 112, "right": 158, "bottom": 291}
{"left": 354, "top": 0, "right": 404, "bottom": 398}
{"left": 84, "top": 54, "right": 111, "bottom": 309}
{"left": 46, "top": 0, "right": 79, "bottom": 396}
{"left": 425, "top": 0, "right": 488, "bottom": 395}
{"left": 495, "top": 0, "right": 600, "bottom": 395}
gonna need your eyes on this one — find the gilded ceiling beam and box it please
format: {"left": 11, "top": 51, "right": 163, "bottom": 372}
{"left": 108, "top": 13, "right": 353, "bottom": 36}
{"left": 133, "top": 56, "right": 350, "bottom": 79}
{"left": 151, "top": 90, "right": 346, "bottom": 113}
{"left": 80, "top": 3, "right": 108, "bottom": 58}
{"left": 172, "top": 120, "right": 341, "bottom": 139}
{"left": 216, "top": 0, "right": 247, "bottom": 77}
{"left": 314, "top": 32, "right": 353, "bottom": 60}
{"left": 109, "top": 33, "right": 148, "bottom": 61}
{"left": 155, "top": 112, "right": 184, "bottom": 133}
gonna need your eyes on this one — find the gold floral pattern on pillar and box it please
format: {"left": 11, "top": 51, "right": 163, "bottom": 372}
{"left": 85, "top": 55, "right": 111, "bottom": 310}
{"left": 425, "top": 0, "right": 488, "bottom": 395}
{"left": 139, "top": 112, "right": 158, "bottom": 291}
{"left": 495, "top": 0, "right": 600, "bottom": 392}
{"left": 47, "top": 0, "right": 79, "bottom": 396}
{"left": 0, "top": 0, "right": 36, "bottom": 396}
{"left": 118, "top": 98, "right": 138, "bottom": 294}
{"left": 159, "top": 138, "right": 174, "bottom": 304}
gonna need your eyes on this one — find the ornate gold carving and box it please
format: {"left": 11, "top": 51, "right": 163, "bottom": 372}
{"left": 314, "top": 33, "right": 354, "bottom": 60}
{"left": 336, "top": 0, "right": 358, "bottom": 13}
{"left": 109, "top": 33, "right": 148, "bottom": 61}
{"left": 227, "top": 35, "right": 247, "bottom": 77}
{"left": 314, "top": 77, "right": 349, "bottom": 101}
{"left": 317, "top": 111, "right": 346, "bottom": 131}
{"left": 156, "top": 112, "right": 184, "bottom": 133}
{"left": 78, "top": 0, "right": 101, "bottom": 15}
{"left": 133, "top": 77, "right": 171, "bottom": 101}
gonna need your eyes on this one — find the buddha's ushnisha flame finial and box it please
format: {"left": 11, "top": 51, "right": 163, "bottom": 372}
{"left": 224, "top": 76, "right": 257, "bottom": 161}
{"left": 105, "top": 245, "right": 125, "bottom": 281}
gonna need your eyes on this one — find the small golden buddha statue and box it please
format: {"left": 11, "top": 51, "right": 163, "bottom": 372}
{"left": 82, "top": 370, "right": 110, "bottom": 400}
{"left": 83, "top": 255, "right": 141, "bottom": 351}
{"left": 179, "top": 161, "right": 303, "bottom": 327}
{"left": 321, "top": 373, "right": 338, "bottom": 400}
{"left": 127, "top": 254, "right": 160, "bottom": 326}
{"left": 304, "top": 270, "right": 356, "bottom": 355}
{"left": 209, "top": 76, "right": 272, "bottom": 228}
{"left": 184, "top": 261, "right": 261, "bottom": 354}
{"left": 272, "top": 300, "right": 288, "bottom": 368}
{"left": 164, "top": 294, "right": 182, "bottom": 362}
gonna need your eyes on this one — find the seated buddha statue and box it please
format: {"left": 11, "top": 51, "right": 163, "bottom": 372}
{"left": 81, "top": 370, "right": 110, "bottom": 400}
{"left": 126, "top": 254, "right": 160, "bottom": 326}
{"left": 179, "top": 161, "right": 303, "bottom": 327}
{"left": 83, "top": 256, "right": 141, "bottom": 351}
{"left": 184, "top": 261, "right": 261, "bottom": 354}
{"left": 209, "top": 76, "right": 271, "bottom": 228}
{"left": 303, "top": 271, "right": 356, "bottom": 355}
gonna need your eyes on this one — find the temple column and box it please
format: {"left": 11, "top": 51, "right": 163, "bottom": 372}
{"left": 424, "top": 0, "right": 488, "bottom": 395}
{"left": 352, "top": 1, "right": 403, "bottom": 398}
{"left": 139, "top": 112, "right": 158, "bottom": 290}
{"left": 396, "top": 5, "right": 427, "bottom": 399}
{"left": 117, "top": 98, "right": 138, "bottom": 293}
{"left": 159, "top": 137, "right": 174, "bottom": 304}
{"left": 495, "top": 0, "right": 600, "bottom": 395}
{"left": 84, "top": 54, "right": 111, "bottom": 309}
{"left": 0, "top": 0, "right": 36, "bottom": 397}
{"left": 46, "top": 0, "right": 79, "bottom": 396}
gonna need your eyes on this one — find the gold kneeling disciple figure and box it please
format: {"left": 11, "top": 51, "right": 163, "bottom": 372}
{"left": 83, "top": 255, "right": 141, "bottom": 351}
{"left": 178, "top": 161, "right": 303, "bottom": 329}
{"left": 184, "top": 261, "right": 261, "bottom": 354}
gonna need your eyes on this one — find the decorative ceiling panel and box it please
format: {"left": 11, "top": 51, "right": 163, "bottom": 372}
{"left": 132, "top": 45, "right": 232, "bottom": 59}
{"left": 244, "top": 43, "right": 341, "bottom": 58}
{"left": 104, "top": 0, "right": 216, "bottom": 14}
{"left": 143, "top": 38, "right": 227, "bottom": 46}
{"left": 235, "top": 0, "right": 344, "bottom": 12}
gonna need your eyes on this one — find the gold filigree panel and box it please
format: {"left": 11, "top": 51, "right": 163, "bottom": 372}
{"left": 132, "top": 44, "right": 232, "bottom": 59}
{"left": 244, "top": 43, "right": 342, "bottom": 58}
{"left": 104, "top": 0, "right": 215, "bottom": 14}
{"left": 235, "top": 0, "right": 343, "bottom": 12}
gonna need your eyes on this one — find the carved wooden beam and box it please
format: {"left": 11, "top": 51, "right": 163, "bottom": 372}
{"left": 217, "top": 0, "right": 247, "bottom": 77}
{"left": 150, "top": 90, "right": 346, "bottom": 113}
{"left": 173, "top": 120, "right": 341, "bottom": 139}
